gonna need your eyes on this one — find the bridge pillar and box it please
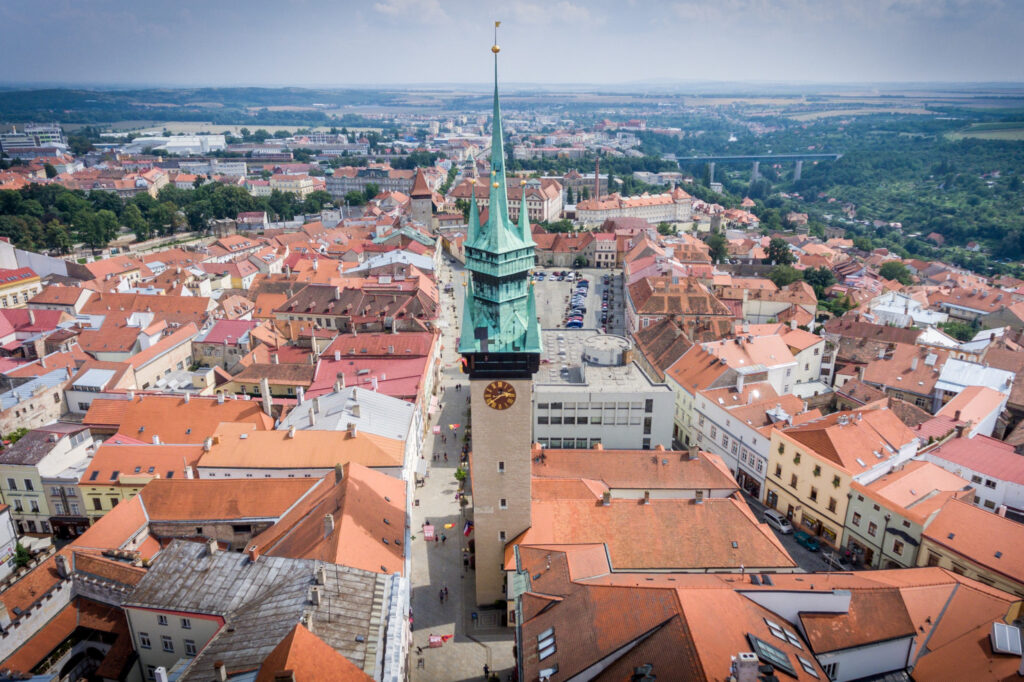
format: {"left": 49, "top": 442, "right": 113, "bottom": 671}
{"left": 751, "top": 161, "right": 760, "bottom": 182}
{"left": 707, "top": 161, "right": 715, "bottom": 184}
{"left": 794, "top": 160, "right": 803, "bottom": 181}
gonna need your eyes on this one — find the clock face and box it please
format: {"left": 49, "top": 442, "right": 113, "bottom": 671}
{"left": 483, "top": 380, "right": 516, "bottom": 410}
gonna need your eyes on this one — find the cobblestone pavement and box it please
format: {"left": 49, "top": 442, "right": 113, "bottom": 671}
{"left": 409, "top": 257, "right": 515, "bottom": 682}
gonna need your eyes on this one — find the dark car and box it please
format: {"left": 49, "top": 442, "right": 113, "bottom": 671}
{"left": 793, "top": 531, "right": 820, "bottom": 552}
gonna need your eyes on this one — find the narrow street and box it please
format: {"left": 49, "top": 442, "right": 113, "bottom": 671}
{"left": 409, "top": 256, "right": 515, "bottom": 682}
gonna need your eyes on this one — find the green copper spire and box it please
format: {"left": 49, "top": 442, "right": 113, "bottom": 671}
{"left": 459, "top": 25, "right": 542, "bottom": 369}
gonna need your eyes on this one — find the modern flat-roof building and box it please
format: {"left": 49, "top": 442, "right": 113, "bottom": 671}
{"left": 533, "top": 330, "right": 674, "bottom": 450}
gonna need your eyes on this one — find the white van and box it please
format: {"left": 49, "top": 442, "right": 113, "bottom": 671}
{"left": 763, "top": 509, "right": 794, "bottom": 534}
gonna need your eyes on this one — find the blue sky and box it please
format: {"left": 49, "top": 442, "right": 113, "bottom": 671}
{"left": 0, "top": 0, "right": 1020, "bottom": 87}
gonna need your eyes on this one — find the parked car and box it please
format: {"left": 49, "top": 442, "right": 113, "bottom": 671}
{"left": 762, "top": 510, "right": 794, "bottom": 534}
{"left": 566, "top": 320, "right": 584, "bottom": 328}
{"left": 793, "top": 531, "right": 821, "bottom": 552}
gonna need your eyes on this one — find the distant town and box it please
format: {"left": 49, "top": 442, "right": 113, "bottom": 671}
{"left": 0, "top": 35, "right": 1023, "bottom": 682}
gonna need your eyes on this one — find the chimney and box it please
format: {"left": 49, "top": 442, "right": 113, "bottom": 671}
{"left": 307, "top": 409, "right": 316, "bottom": 428}
{"left": 736, "top": 373, "right": 745, "bottom": 394}
{"left": 218, "top": 392, "right": 225, "bottom": 404}
{"left": 287, "top": 426, "right": 296, "bottom": 439}
{"left": 261, "top": 377, "right": 272, "bottom": 418}
{"left": 296, "top": 387, "right": 304, "bottom": 405}
{"left": 911, "top": 357, "right": 918, "bottom": 371}
{"left": 602, "top": 491, "right": 611, "bottom": 506}
{"left": 350, "top": 402, "right": 361, "bottom": 418}
{"left": 206, "top": 538, "right": 218, "bottom": 556}
{"left": 997, "top": 504, "right": 1008, "bottom": 518}
{"left": 790, "top": 319, "right": 797, "bottom": 330}
{"left": 127, "top": 390, "right": 135, "bottom": 401}
{"left": 323, "top": 513, "right": 335, "bottom": 538}
{"left": 214, "top": 662, "right": 228, "bottom": 682}
{"left": 732, "top": 652, "right": 760, "bottom": 682}
{"left": 247, "top": 544, "right": 260, "bottom": 562}
{"left": 313, "top": 396, "right": 321, "bottom": 414}
{"left": 316, "top": 565, "right": 327, "bottom": 585}
{"left": 688, "top": 445, "right": 699, "bottom": 461}
{"left": 643, "top": 490, "right": 651, "bottom": 505}
{"left": 334, "top": 350, "right": 341, "bottom": 361}
{"left": 694, "top": 490, "right": 705, "bottom": 505}
{"left": 334, "top": 463, "right": 344, "bottom": 484}
{"left": 274, "top": 673, "right": 296, "bottom": 682}
{"left": 372, "top": 376, "right": 379, "bottom": 391}
{"left": 152, "top": 435, "right": 161, "bottom": 445}
{"left": 272, "top": 352, "right": 279, "bottom": 365}
{"left": 185, "top": 466, "right": 194, "bottom": 480}
{"left": 184, "top": 392, "right": 190, "bottom": 404}
{"left": 154, "top": 668, "right": 169, "bottom": 682}
{"left": 55, "top": 554, "right": 70, "bottom": 579}
{"left": 347, "top": 423, "right": 358, "bottom": 438}
{"left": 309, "top": 587, "right": 321, "bottom": 606}
{"left": 28, "top": 310, "right": 35, "bottom": 325}
{"left": 954, "top": 409, "right": 961, "bottom": 421}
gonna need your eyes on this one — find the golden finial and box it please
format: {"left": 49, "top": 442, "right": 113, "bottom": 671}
{"left": 492, "top": 182, "right": 500, "bottom": 188}
{"left": 520, "top": 179, "right": 527, "bottom": 186}
{"left": 492, "top": 21, "right": 501, "bottom": 53}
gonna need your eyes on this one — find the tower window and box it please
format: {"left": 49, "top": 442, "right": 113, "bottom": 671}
{"left": 498, "top": 461, "right": 505, "bottom": 473}
{"left": 499, "top": 498, "right": 508, "bottom": 510}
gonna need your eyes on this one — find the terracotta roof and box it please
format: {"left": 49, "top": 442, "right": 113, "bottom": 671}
{"left": 1, "top": 598, "right": 133, "bottom": 676}
{"left": 631, "top": 316, "right": 693, "bottom": 381}
{"left": 823, "top": 315, "right": 922, "bottom": 345}
{"left": 665, "top": 345, "right": 731, "bottom": 393}
{"left": 781, "top": 407, "right": 918, "bottom": 475}
{"left": 513, "top": 493, "right": 795, "bottom": 571}
{"left": 81, "top": 443, "right": 204, "bottom": 485}
{"left": 922, "top": 498, "right": 1024, "bottom": 585}
{"left": 200, "top": 426, "right": 404, "bottom": 471}
{"left": 253, "top": 464, "right": 405, "bottom": 575}
{"left": 140, "top": 477, "right": 320, "bottom": 522}
{"left": 532, "top": 447, "right": 737, "bottom": 492}
{"left": 126, "top": 322, "right": 198, "bottom": 369}
{"left": 852, "top": 460, "right": 972, "bottom": 525}
{"left": 935, "top": 385, "right": 1007, "bottom": 427}
{"left": 83, "top": 395, "right": 273, "bottom": 443}
{"left": 255, "top": 623, "right": 372, "bottom": 682}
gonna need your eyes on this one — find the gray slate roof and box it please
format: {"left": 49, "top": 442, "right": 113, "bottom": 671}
{"left": 124, "top": 540, "right": 394, "bottom": 680}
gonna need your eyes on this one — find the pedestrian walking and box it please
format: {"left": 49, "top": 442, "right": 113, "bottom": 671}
{"left": 439, "top": 589, "right": 444, "bottom": 604}
{"left": 434, "top": 534, "right": 439, "bottom": 544}
{"left": 444, "top": 453, "right": 448, "bottom": 463}
{"left": 443, "top": 586, "right": 449, "bottom": 600}
{"left": 441, "top": 533, "right": 447, "bottom": 544}
{"left": 483, "top": 664, "right": 489, "bottom": 677}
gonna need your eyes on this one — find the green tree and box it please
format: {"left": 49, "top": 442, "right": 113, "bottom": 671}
{"left": 363, "top": 183, "right": 380, "bottom": 203}
{"left": 565, "top": 186, "right": 574, "bottom": 204}
{"left": 879, "top": 261, "right": 913, "bottom": 285}
{"left": 939, "top": 320, "right": 977, "bottom": 342}
{"left": 768, "top": 265, "right": 804, "bottom": 288}
{"left": 43, "top": 163, "right": 58, "bottom": 179}
{"left": 122, "top": 203, "right": 148, "bottom": 240}
{"left": 13, "top": 543, "right": 30, "bottom": 568}
{"left": 764, "top": 237, "right": 795, "bottom": 265}
{"left": 43, "top": 220, "right": 72, "bottom": 254}
{"left": 302, "top": 190, "right": 333, "bottom": 214}
{"left": 803, "top": 266, "right": 836, "bottom": 297}
{"left": 345, "top": 191, "right": 367, "bottom": 207}
{"left": 705, "top": 232, "right": 728, "bottom": 264}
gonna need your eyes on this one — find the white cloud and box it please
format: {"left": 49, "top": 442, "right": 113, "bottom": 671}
{"left": 510, "top": 0, "right": 603, "bottom": 25}
{"left": 372, "top": 0, "right": 448, "bottom": 23}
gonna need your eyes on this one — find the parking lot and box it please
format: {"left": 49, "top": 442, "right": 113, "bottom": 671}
{"left": 533, "top": 267, "right": 625, "bottom": 336}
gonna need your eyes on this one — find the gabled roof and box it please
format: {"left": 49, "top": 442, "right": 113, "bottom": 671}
{"left": 256, "top": 624, "right": 372, "bottom": 682}
{"left": 922, "top": 498, "right": 1024, "bottom": 584}
{"left": 252, "top": 464, "right": 406, "bottom": 575}
{"left": 139, "top": 477, "right": 320, "bottom": 522}
{"left": 781, "top": 407, "right": 917, "bottom": 475}
{"left": 83, "top": 395, "right": 273, "bottom": 443}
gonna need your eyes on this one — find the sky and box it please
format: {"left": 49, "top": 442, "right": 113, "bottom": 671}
{"left": 0, "top": 0, "right": 1021, "bottom": 88}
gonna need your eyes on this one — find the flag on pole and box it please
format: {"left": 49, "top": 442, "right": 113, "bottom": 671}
{"left": 463, "top": 520, "right": 474, "bottom": 537}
